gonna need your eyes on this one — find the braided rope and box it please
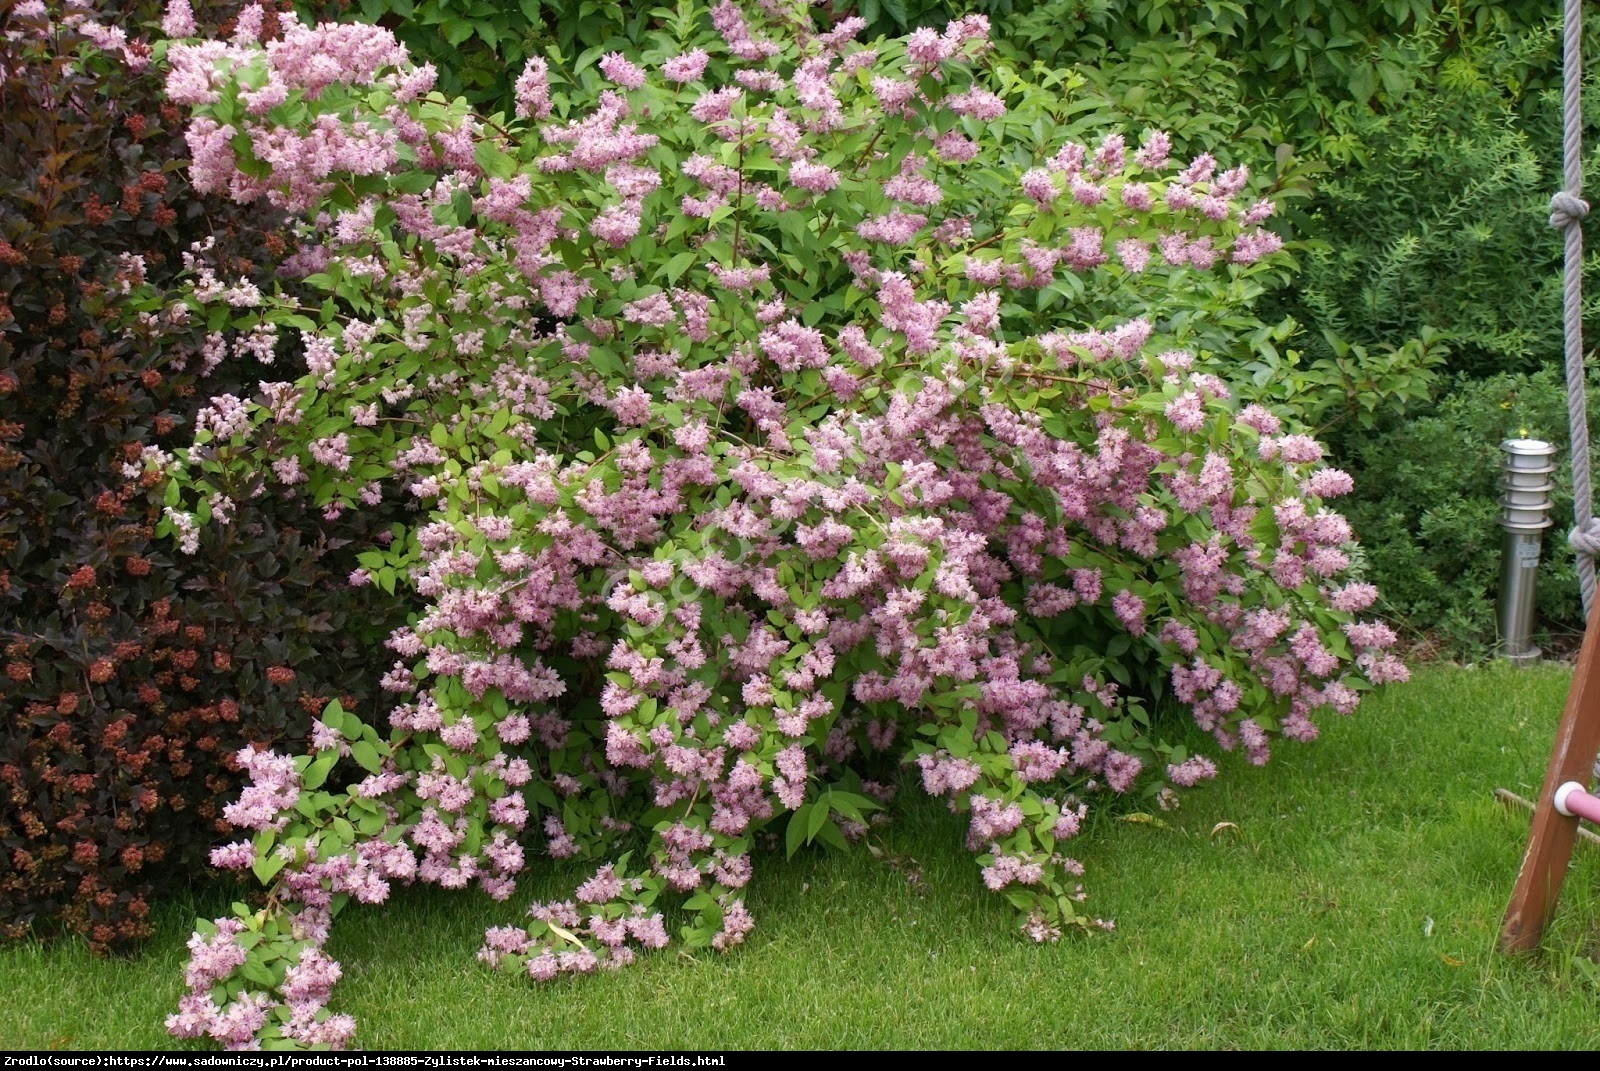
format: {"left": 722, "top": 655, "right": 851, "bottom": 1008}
{"left": 1558, "top": 0, "right": 1596, "bottom": 618}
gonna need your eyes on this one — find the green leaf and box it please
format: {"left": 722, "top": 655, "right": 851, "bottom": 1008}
{"left": 807, "top": 797, "right": 829, "bottom": 839}
{"left": 828, "top": 790, "right": 881, "bottom": 816}
{"left": 302, "top": 752, "right": 337, "bottom": 791}
{"left": 815, "top": 821, "right": 849, "bottom": 852}
{"left": 473, "top": 141, "right": 519, "bottom": 181}
{"left": 1347, "top": 63, "right": 1378, "bottom": 106}
{"left": 252, "top": 851, "right": 287, "bottom": 885}
{"left": 240, "top": 958, "right": 278, "bottom": 988}
{"left": 390, "top": 170, "right": 438, "bottom": 194}
{"left": 320, "top": 699, "right": 349, "bottom": 736}
{"left": 351, "top": 740, "right": 383, "bottom": 775}
{"left": 665, "top": 250, "right": 697, "bottom": 284}
{"left": 786, "top": 804, "right": 811, "bottom": 859}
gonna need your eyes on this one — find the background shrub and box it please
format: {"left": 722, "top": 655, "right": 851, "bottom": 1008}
{"left": 1001, "top": 0, "right": 1553, "bottom": 125}
{"left": 0, "top": 0, "right": 402, "bottom": 953}
{"left": 1260, "top": 20, "right": 1599, "bottom": 383}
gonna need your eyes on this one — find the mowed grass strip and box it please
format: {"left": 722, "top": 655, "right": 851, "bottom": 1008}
{"left": 6, "top": 663, "right": 1600, "bottom": 1049}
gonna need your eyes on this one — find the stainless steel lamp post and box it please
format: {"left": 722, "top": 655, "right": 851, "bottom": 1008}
{"left": 1498, "top": 439, "right": 1559, "bottom": 664}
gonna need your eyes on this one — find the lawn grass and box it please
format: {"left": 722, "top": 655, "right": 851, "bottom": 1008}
{"left": 9, "top": 662, "right": 1600, "bottom": 1049}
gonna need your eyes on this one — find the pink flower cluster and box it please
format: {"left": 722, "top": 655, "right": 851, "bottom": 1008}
{"left": 167, "top": 918, "right": 355, "bottom": 1050}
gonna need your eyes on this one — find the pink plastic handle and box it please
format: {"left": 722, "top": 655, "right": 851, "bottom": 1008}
{"left": 1554, "top": 781, "right": 1600, "bottom": 823}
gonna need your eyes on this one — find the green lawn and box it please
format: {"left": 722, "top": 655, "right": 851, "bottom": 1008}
{"left": 9, "top": 663, "right": 1600, "bottom": 1049}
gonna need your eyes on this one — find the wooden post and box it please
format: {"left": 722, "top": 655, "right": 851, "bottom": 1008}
{"left": 1500, "top": 605, "right": 1600, "bottom": 952}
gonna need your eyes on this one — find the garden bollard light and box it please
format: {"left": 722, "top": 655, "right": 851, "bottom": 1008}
{"left": 1498, "top": 439, "right": 1559, "bottom": 665}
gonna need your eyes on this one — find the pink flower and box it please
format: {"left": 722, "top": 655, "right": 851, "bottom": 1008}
{"left": 161, "top": 0, "right": 196, "bottom": 37}
{"left": 1116, "top": 238, "right": 1149, "bottom": 273}
{"left": 309, "top": 433, "right": 352, "bottom": 472}
{"left": 1165, "top": 391, "right": 1205, "bottom": 432}
{"left": 690, "top": 86, "right": 742, "bottom": 123}
{"left": 599, "top": 52, "right": 646, "bottom": 89}
{"left": 1237, "top": 404, "right": 1282, "bottom": 435}
{"left": 1121, "top": 182, "right": 1153, "bottom": 211}
{"left": 1233, "top": 227, "right": 1285, "bottom": 264}
{"left": 1242, "top": 198, "right": 1276, "bottom": 225}
{"left": 662, "top": 49, "right": 709, "bottom": 83}
{"left": 872, "top": 76, "right": 917, "bottom": 115}
{"left": 1111, "top": 590, "right": 1147, "bottom": 635}
{"left": 1135, "top": 130, "right": 1172, "bottom": 169}
{"left": 1330, "top": 582, "right": 1379, "bottom": 613}
{"left": 934, "top": 130, "right": 977, "bottom": 162}
{"left": 209, "top": 841, "right": 255, "bottom": 870}
{"left": 856, "top": 209, "right": 926, "bottom": 244}
{"left": 947, "top": 88, "right": 1005, "bottom": 120}
{"left": 1302, "top": 468, "right": 1354, "bottom": 498}
{"left": 1020, "top": 168, "right": 1058, "bottom": 205}
{"left": 1167, "top": 756, "right": 1217, "bottom": 787}
{"left": 905, "top": 27, "right": 954, "bottom": 66}
{"left": 515, "top": 58, "right": 552, "bottom": 120}
{"left": 1104, "top": 751, "right": 1143, "bottom": 793}
{"left": 789, "top": 159, "right": 840, "bottom": 193}
{"left": 590, "top": 202, "right": 643, "bottom": 247}
{"left": 607, "top": 385, "right": 653, "bottom": 425}
{"left": 1275, "top": 435, "right": 1324, "bottom": 464}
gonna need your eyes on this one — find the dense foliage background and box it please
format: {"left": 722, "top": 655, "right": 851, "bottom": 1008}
{"left": 2, "top": 0, "right": 1596, "bottom": 955}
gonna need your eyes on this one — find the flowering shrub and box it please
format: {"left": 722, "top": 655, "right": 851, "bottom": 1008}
{"left": 0, "top": 0, "right": 400, "bottom": 953}
{"left": 148, "top": 0, "right": 1404, "bottom": 1048}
